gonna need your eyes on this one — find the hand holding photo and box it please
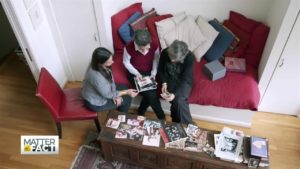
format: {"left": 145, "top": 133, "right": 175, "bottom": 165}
{"left": 161, "top": 92, "right": 175, "bottom": 101}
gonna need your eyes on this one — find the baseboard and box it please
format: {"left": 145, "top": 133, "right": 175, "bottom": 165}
{"left": 131, "top": 96, "right": 254, "bottom": 128}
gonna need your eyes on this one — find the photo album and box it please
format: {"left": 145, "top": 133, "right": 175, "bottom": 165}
{"left": 134, "top": 76, "right": 157, "bottom": 92}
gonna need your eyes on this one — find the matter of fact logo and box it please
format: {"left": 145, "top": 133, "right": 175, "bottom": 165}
{"left": 21, "top": 136, "right": 59, "bottom": 155}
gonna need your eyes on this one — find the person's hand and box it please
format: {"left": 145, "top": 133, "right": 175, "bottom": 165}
{"left": 136, "top": 74, "right": 143, "bottom": 81}
{"left": 127, "top": 89, "right": 139, "bottom": 98}
{"left": 160, "top": 92, "right": 175, "bottom": 102}
{"left": 164, "top": 93, "right": 175, "bottom": 102}
{"left": 161, "top": 83, "right": 168, "bottom": 94}
{"left": 113, "top": 97, "right": 123, "bottom": 106}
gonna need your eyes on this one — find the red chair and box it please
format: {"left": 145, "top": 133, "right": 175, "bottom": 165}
{"left": 36, "top": 67, "right": 100, "bottom": 138}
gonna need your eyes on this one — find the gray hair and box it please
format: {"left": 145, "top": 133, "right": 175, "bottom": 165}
{"left": 167, "top": 40, "right": 189, "bottom": 62}
{"left": 133, "top": 29, "right": 151, "bottom": 46}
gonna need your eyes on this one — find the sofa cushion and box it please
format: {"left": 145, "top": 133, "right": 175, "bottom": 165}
{"left": 118, "top": 12, "right": 142, "bottom": 44}
{"left": 112, "top": 51, "right": 131, "bottom": 86}
{"left": 195, "top": 15, "right": 219, "bottom": 41}
{"left": 130, "top": 8, "right": 157, "bottom": 30}
{"left": 205, "top": 19, "right": 234, "bottom": 62}
{"left": 146, "top": 14, "right": 173, "bottom": 49}
{"left": 244, "top": 23, "right": 270, "bottom": 68}
{"left": 111, "top": 3, "right": 143, "bottom": 52}
{"left": 229, "top": 11, "right": 260, "bottom": 33}
{"left": 155, "top": 12, "right": 187, "bottom": 49}
{"left": 162, "top": 16, "right": 208, "bottom": 60}
{"left": 223, "top": 20, "right": 251, "bottom": 58}
{"left": 222, "top": 24, "right": 240, "bottom": 50}
{"left": 194, "top": 15, "right": 219, "bottom": 62}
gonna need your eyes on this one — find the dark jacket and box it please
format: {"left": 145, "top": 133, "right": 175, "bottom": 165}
{"left": 158, "top": 48, "right": 195, "bottom": 93}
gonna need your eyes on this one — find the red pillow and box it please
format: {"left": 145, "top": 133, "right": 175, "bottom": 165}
{"left": 229, "top": 11, "right": 260, "bottom": 33}
{"left": 130, "top": 8, "right": 157, "bottom": 30}
{"left": 244, "top": 23, "right": 270, "bottom": 68}
{"left": 111, "top": 3, "right": 143, "bottom": 53}
{"left": 223, "top": 20, "right": 251, "bottom": 58}
{"left": 146, "top": 14, "right": 173, "bottom": 50}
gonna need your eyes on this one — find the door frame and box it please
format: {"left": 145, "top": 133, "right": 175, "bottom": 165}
{"left": 0, "top": 0, "right": 39, "bottom": 82}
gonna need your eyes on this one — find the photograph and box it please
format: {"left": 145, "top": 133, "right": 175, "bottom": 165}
{"left": 248, "top": 158, "right": 260, "bottom": 169}
{"left": 105, "top": 118, "right": 121, "bottom": 129}
{"left": 134, "top": 76, "right": 157, "bottom": 92}
{"left": 220, "top": 136, "right": 238, "bottom": 153}
{"left": 142, "top": 126, "right": 161, "bottom": 147}
{"left": 127, "top": 118, "right": 140, "bottom": 126}
{"left": 115, "top": 130, "right": 127, "bottom": 139}
{"left": 143, "top": 119, "right": 162, "bottom": 128}
{"left": 118, "top": 115, "right": 126, "bottom": 122}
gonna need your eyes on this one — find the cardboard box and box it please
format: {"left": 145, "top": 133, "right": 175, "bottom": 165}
{"left": 204, "top": 60, "right": 226, "bottom": 81}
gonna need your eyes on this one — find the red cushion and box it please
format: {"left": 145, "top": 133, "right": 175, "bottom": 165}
{"left": 111, "top": 3, "right": 143, "bottom": 53}
{"left": 130, "top": 8, "right": 157, "bottom": 30}
{"left": 111, "top": 51, "right": 131, "bottom": 86}
{"left": 36, "top": 68, "right": 97, "bottom": 122}
{"left": 188, "top": 59, "right": 260, "bottom": 110}
{"left": 60, "top": 88, "right": 98, "bottom": 121}
{"left": 36, "top": 68, "right": 64, "bottom": 120}
{"left": 244, "top": 24, "right": 270, "bottom": 68}
{"left": 223, "top": 20, "right": 251, "bottom": 58}
{"left": 229, "top": 11, "right": 260, "bottom": 33}
{"left": 146, "top": 14, "right": 173, "bottom": 49}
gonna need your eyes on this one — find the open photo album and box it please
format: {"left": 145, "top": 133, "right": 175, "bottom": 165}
{"left": 134, "top": 76, "right": 157, "bottom": 92}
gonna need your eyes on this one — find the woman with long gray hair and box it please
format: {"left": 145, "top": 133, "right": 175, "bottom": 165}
{"left": 158, "top": 40, "right": 195, "bottom": 124}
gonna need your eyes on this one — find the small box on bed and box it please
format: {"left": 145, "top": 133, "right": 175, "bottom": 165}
{"left": 204, "top": 60, "right": 226, "bottom": 81}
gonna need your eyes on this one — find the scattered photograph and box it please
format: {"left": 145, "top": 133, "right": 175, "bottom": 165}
{"left": 127, "top": 118, "right": 140, "bottom": 126}
{"left": 118, "top": 115, "right": 126, "bottom": 122}
{"left": 106, "top": 118, "right": 121, "bottom": 129}
{"left": 115, "top": 130, "right": 127, "bottom": 139}
{"left": 142, "top": 126, "right": 160, "bottom": 147}
{"left": 143, "top": 119, "right": 162, "bottom": 128}
{"left": 137, "top": 115, "right": 145, "bottom": 127}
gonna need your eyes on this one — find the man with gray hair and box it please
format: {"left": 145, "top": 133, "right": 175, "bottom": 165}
{"left": 158, "top": 40, "right": 195, "bottom": 124}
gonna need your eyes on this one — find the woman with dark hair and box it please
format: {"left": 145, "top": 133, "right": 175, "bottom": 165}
{"left": 123, "top": 29, "right": 165, "bottom": 119}
{"left": 158, "top": 40, "right": 195, "bottom": 124}
{"left": 82, "top": 47, "right": 138, "bottom": 113}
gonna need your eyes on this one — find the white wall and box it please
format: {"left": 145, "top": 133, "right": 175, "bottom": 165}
{"left": 99, "top": 0, "right": 272, "bottom": 51}
{"left": 8, "top": 0, "right": 67, "bottom": 86}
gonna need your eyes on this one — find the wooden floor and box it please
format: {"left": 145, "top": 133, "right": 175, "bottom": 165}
{"left": 0, "top": 53, "right": 300, "bottom": 169}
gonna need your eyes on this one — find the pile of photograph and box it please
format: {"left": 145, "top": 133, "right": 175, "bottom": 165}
{"left": 106, "top": 115, "right": 162, "bottom": 147}
{"left": 214, "top": 127, "right": 244, "bottom": 163}
{"left": 214, "top": 127, "right": 269, "bottom": 168}
{"left": 184, "top": 124, "right": 208, "bottom": 152}
{"left": 243, "top": 136, "right": 269, "bottom": 168}
{"left": 106, "top": 116, "right": 210, "bottom": 151}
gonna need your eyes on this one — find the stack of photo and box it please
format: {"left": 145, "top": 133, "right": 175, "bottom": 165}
{"left": 184, "top": 124, "right": 208, "bottom": 152}
{"left": 107, "top": 115, "right": 165, "bottom": 147}
{"left": 243, "top": 136, "right": 269, "bottom": 168}
{"left": 115, "top": 116, "right": 145, "bottom": 141}
{"left": 160, "top": 123, "right": 188, "bottom": 149}
{"left": 142, "top": 119, "right": 163, "bottom": 147}
{"left": 214, "top": 127, "right": 244, "bottom": 163}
